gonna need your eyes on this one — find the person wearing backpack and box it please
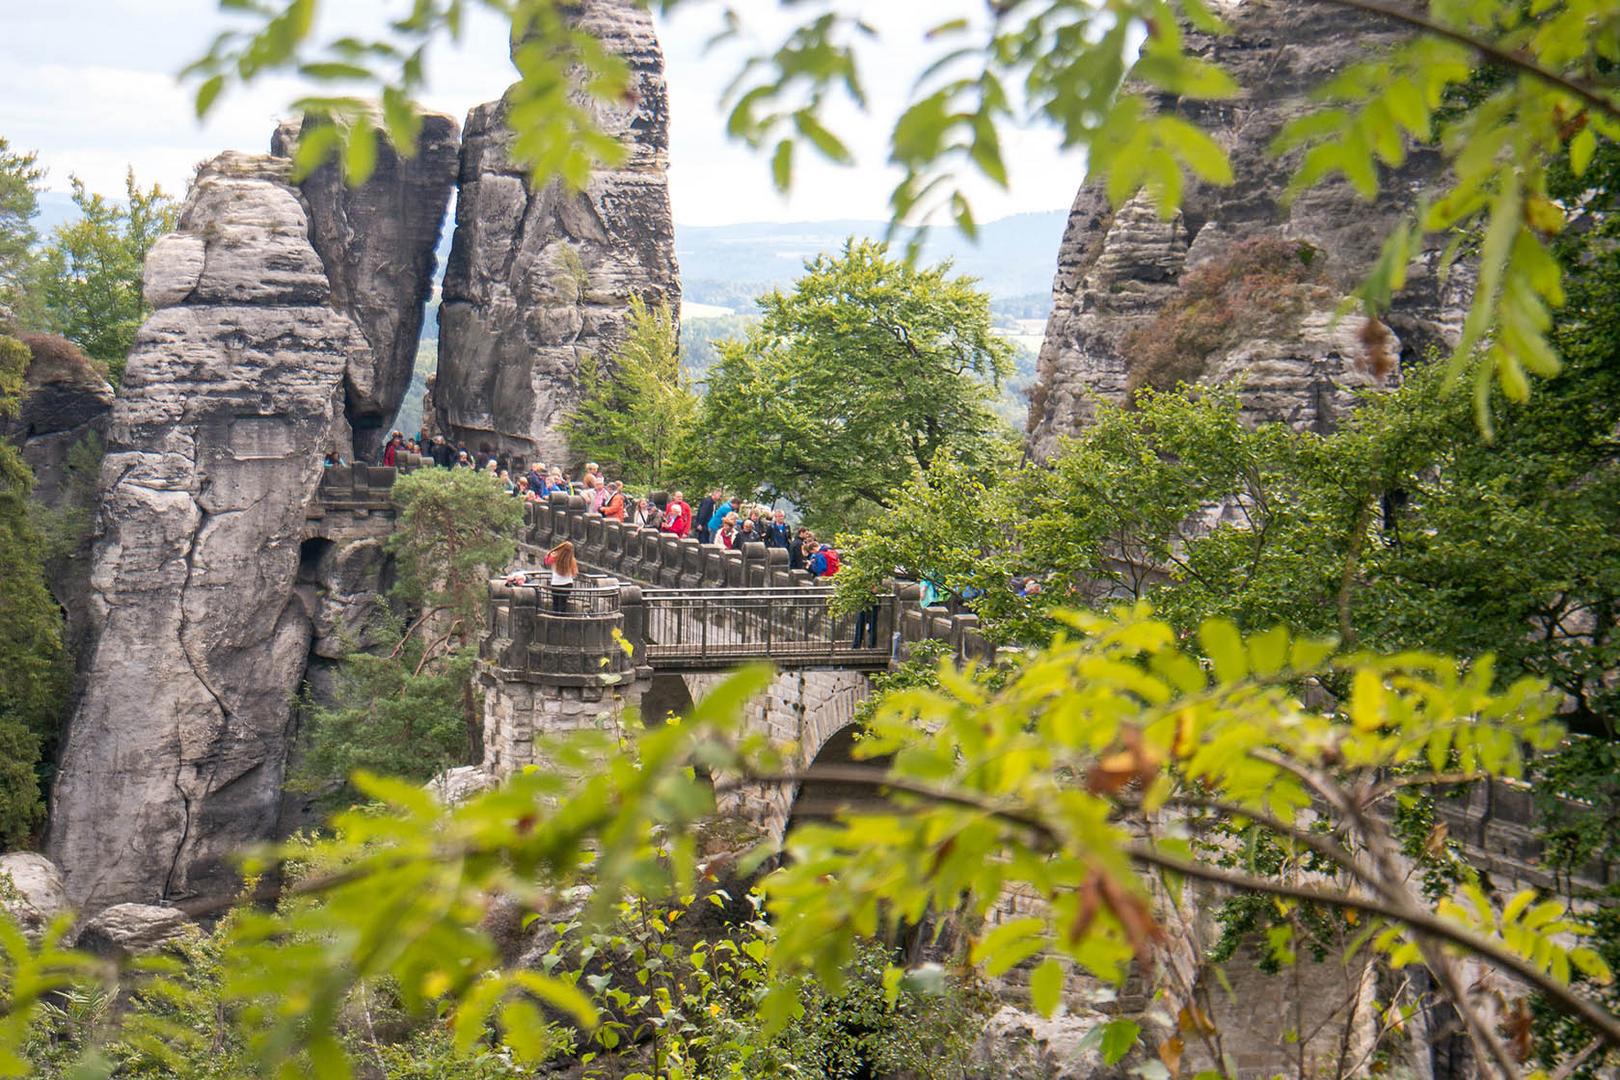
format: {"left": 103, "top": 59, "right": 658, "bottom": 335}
{"left": 807, "top": 543, "right": 840, "bottom": 578}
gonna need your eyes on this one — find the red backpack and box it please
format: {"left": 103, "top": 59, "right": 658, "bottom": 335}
{"left": 821, "top": 547, "right": 840, "bottom": 576}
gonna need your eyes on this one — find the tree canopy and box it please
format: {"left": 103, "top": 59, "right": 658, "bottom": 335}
{"left": 40, "top": 172, "right": 176, "bottom": 384}
{"left": 563, "top": 296, "right": 696, "bottom": 490}
{"left": 0, "top": 331, "right": 69, "bottom": 847}
{"left": 681, "top": 239, "right": 1013, "bottom": 528}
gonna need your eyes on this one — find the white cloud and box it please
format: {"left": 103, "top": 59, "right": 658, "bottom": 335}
{"left": 0, "top": 0, "right": 1081, "bottom": 224}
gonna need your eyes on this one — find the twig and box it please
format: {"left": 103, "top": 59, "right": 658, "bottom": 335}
{"left": 1126, "top": 844, "right": 1620, "bottom": 1053}
{"left": 1363, "top": 771, "right": 1489, "bottom": 807}
{"left": 1140, "top": 792, "right": 1361, "bottom": 876}
{"left": 724, "top": 764, "right": 1620, "bottom": 1052}
{"left": 389, "top": 605, "right": 450, "bottom": 659}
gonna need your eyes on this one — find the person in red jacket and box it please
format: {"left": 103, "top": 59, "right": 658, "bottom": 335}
{"left": 662, "top": 490, "right": 692, "bottom": 537}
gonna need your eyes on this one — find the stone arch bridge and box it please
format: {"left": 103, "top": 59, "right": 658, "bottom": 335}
{"left": 309, "top": 467, "right": 1613, "bottom": 888}
{"left": 308, "top": 465, "right": 993, "bottom": 841}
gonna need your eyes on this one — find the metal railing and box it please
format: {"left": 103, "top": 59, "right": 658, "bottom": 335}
{"left": 641, "top": 588, "right": 893, "bottom": 669}
{"left": 499, "top": 574, "right": 623, "bottom": 617}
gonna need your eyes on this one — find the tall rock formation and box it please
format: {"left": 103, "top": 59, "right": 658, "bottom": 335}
{"left": 1027, "top": 0, "right": 1471, "bottom": 458}
{"left": 47, "top": 152, "right": 372, "bottom": 908}
{"left": 271, "top": 112, "right": 461, "bottom": 460}
{"left": 435, "top": 0, "right": 680, "bottom": 465}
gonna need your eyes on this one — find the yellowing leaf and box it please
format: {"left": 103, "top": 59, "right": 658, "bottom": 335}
{"left": 1349, "top": 670, "right": 1386, "bottom": 732}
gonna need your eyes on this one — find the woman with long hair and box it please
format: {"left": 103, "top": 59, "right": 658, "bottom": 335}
{"left": 543, "top": 541, "right": 578, "bottom": 613}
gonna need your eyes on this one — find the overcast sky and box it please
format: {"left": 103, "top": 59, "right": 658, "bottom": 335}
{"left": 0, "top": 1, "right": 1082, "bottom": 226}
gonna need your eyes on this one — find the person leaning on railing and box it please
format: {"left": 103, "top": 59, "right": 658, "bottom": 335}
{"left": 543, "top": 541, "right": 578, "bottom": 613}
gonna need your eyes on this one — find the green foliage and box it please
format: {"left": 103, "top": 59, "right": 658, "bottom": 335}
{"left": 1122, "top": 236, "right": 1332, "bottom": 397}
{"left": 387, "top": 466, "right": 523, "bottom": 636}
{"left": 294, "top": 468, "right": 522, "bottom": 796}
{"left": 533, "top": 888, "right": 987, "bottom": 1078}
{"left": 0, "top": 332, "right": 69, "bottom": 847}
{"left": 41, "top": 172, "right": 177, "bottom": 383}
{"left": 196, "top": 0, "right": 1620, "bottom": 426}
{"left": 294, "top": 615, "right": 480, "bottom": 795}
{"left": 0, "top": 137, "right": 43, "bottom": 327}
{"left": 3, "top": 619, "right": 1618, "bottom": 1075}
{"left": 563, "top": 297, "right": 696, "bottom": 489}
{"left": 683, "top": 239, "right": 1015, "bottom": 529}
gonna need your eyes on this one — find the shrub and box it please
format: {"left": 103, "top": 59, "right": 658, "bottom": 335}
{"left": 1122, "top": 236, "right": 1330, "bottom": 398}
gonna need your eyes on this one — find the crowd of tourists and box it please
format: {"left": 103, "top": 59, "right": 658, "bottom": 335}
{"left": 365, "top": 431, "right": 847, "bottom": 579}
{"left": 362, "top": 431, "right": 1042, "bottom": 643}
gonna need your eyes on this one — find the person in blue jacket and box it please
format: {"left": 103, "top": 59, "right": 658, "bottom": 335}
{"left": 708, "top": 497, "right": 740, "bottom": 544}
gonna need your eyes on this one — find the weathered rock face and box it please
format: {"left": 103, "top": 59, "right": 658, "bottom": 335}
{"left": 967, "top": 1006, "right": 1129, "bottom": 1079}
{"left": 47, "top": 151, "right": 370, "bottom": 909}
{"left": 73, "top": 902, "right": 191, "bottom": 959}
{"left": 1027, "top": 0, "right": 1471, "bottom": 457}
{"left": 435, "top": 0, "right": 680, "bottom": 466}
{"left": 272, "top": 113, "right": 461, "bottom": 459}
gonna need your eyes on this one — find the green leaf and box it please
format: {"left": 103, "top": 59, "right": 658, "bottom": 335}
{"left": 1158, "top": 116, "right": 1233, "bottom": 184}
{"left": 499, "top": 999, "right": 551, "bottom": 1062}
{"left": 1199, "top": 619, "right": 1247, "bottom": 682}
{"left": 1099, "top": 1018, "right": 1141, "bottom": 1065}
{"left": 972, "top": 917, "right": 1048, "bottom": 977}
{"left": 1030, "top": 956, "right": 1064, "bottom": 1017}
{"left": 1569, "top": 128, "right": 1597, "bottom": 177}
{"left": 299, "top": 62, "right": 374, "bottom": 81}
{"left": 770, "top": 138, "right": 794, "bottom": 193}
{"left": 509, "top": 970, "right": 598, "bottom": 1028}
{"left": 1247, "top": 625, "right": 1289, "bottom": 678}
{"left": 343, "top": 119, "right": 379, "bottom": 186}
{"left": 195, "top": 75, "right": 226, "bottom": 119}
{"left": 792, "top": 110, "right": 853, "bottom": 165}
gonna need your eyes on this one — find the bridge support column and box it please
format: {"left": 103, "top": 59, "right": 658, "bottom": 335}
{"left": 479, "top": 578, "right": 651, "bottom": 778}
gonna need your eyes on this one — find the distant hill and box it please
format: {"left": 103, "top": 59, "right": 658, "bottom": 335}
{"left": 673, "top": 210, "right": 1067, "bottom": 316}
{"left": 34, "top": 191, "right": 82, "bottom": 240}
{"left": 428, "top": 208, "right": 1067, "bottom": 318}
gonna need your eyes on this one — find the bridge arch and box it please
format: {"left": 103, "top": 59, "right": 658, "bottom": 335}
{"left": 783, "top": 722, "right": 894, "bottom": 838}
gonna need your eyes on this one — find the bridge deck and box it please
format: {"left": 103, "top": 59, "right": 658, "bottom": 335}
{"left": 640, "top": 587, "right": 893, "bottom": 671}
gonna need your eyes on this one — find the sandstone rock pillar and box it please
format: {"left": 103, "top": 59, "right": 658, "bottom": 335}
{"left": 434, "top": 0, "right": 680, "bottom": 466}
{"left": 47, "top": 152, "right": 372, "bottom": 908}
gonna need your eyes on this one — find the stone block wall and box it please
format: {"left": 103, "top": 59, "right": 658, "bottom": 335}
{"left": 686, "top": 668, "right": 873, "bottom": 841}
{"left": 480, "top": 676, "right": 644, "bottom": 775}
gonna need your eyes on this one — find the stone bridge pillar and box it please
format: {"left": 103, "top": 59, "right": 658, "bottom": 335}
{"left": 478, "top": 577, "right": 651, "bottom": 775}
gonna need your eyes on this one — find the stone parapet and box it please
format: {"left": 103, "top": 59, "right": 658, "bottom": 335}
{"left": 1429, "top": 777, "right": 1613, "bottom": 892}
{"left": 521, "top": 495, "right": 997, "bottom": 668}
{"left": 305, "top": 453, "right": 427, "bottom": 539}
{"left": 481, "top": 574, "right": 648, "bottom": 687}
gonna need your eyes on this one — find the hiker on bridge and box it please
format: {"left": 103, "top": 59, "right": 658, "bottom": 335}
{"left": 765, "top": 509, "right": 791, "bottom": 551}
{"left": 661, "top": 491, "right": 692, "bottom": 537}
{"left": 693, "top": 490, "right": 719, "bottom": 543}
